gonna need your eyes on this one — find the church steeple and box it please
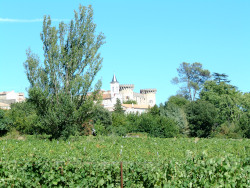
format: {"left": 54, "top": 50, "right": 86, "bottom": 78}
{"left": 110, "top": 74, "right": 119, "bottom": 98}
{"left": 111, "top": 74, "right": 118, "bottom": 83}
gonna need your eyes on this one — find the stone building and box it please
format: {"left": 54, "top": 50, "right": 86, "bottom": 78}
{"left": 0, "top": 91, "right": 25, "bottom": 109}
{"left": 101, "top": 74, "right": 157, "bottom": 113}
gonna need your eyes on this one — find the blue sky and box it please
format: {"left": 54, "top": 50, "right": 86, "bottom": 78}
{"left": 0, "top": 0, "right": 249, "bottom": 104}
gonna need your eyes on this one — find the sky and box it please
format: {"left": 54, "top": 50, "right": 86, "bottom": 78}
{"left": 0, "top": 0, "right": 250, "bottom": 104}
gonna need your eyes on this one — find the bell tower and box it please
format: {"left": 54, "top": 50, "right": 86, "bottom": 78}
{"left": 110, "top": 74, "right": 120, "bottom": 98}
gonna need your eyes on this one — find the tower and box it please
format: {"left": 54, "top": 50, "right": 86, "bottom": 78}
{"left": 110, "top": 74, "right": 121, "bottom": 105}
{"left": 110, "top": 74, "right": 119, "bottom": 97}
{"left": 140, "top": 89, "right": 157, "bottom": 107}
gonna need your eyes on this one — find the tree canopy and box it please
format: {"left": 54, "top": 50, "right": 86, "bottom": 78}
{"left": 172, "top": 62, "right": 210, "bottom": 101}
{"left": 200, "top": 81, "right": 242, "bottom": 124}
{"left": 24, "top": 5, "right": 105, "bottom": 139}
{"left": 212, "top": 72, "right": 230, "bottom": 83}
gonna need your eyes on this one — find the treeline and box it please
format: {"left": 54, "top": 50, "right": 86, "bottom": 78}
{"left": 0, "top": 73, "right": 249, "bottom": 139}
{"left": 89, "top": 74, "right": 250, "bottom": 139}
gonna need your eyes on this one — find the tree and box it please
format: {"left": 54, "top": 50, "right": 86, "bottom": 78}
{"left": 166, "top": 95, "right": 189, "bottom": 108}
{"left": 237, "top": 92, "right": 250, "bottom": 138}
{"left": 159, "top": 101, "right": 189, "bottom": 135}
{"left": 212, "top": 72, "right": 230, "bottom": 84}
{"left": 200, "top": 81, "right": 248, "bottom": 138}
{"left": 110, "top": 112, "right": 128, "bottom": 136}
{"left": 148, "top": 105, "right": 160, "bottom": 116}
{"left": 113, "top": 99, "right": 124, "bottom": 114}
{"left": 172, "top": 62, "right": 210, "bottom": 101}
{"left": 200, "top": 81, "right": 242, "bottom": 124}
{"left": 0, "top": 109, "right": 11, "bottom": 136}
{"left": 24, "top": 5, "right": 105, "bottom": 139}
{"left": 185, "top": 100, "right": 217, "bottom": 138}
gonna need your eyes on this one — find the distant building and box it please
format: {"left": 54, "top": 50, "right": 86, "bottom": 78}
{"left": 0, "top": 91, "right": 25, "bottom": 109}
{"left": 101, "top": 74, "right": 157, "bottom": 114}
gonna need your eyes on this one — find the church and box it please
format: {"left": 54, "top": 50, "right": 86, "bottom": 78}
{"left": 101, "top": 74, "right": 157, "bottom": 114}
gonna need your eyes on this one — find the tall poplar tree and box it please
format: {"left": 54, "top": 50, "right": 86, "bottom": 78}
{"left": 24, "top": 5, "right": 105, "bottom": 138}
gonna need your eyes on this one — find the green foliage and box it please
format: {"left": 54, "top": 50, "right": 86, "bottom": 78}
{"left": 185, "top": 100, "right": 217, "bottom": 138}
{"left": 0, "top": 109, "right": 11, "bottom": 136}
{"left": 200, "top": 81, "right": 242, "bottom": 124}
{"left": 200, "top": 81, "right": 249, "bottom": 138}
{"left": 38, "top": 93, "right": 80, "bottom": 139}
{"left": 91, "top": 104, "right": 112, "bottom": 127}
{"left": 110, "top": 106, "right": 179, "bottom": 138}
{"left": 125, "top": 113, "right": 141, "bottom": 133}
{"left": 23, "top": 5, "right": 105, "bottom": 139}
{"left": 212, "top": 72, "right": 231, "bottom": 83}
{"left": 137, "top": 113, "right": 179, "bottom": 138}
{"left": 148, "top": 104, "right": 160, "bottom": 116}
{"left": 167, "top": 95, "right": 190, "bottom": 108}
{"left": 0, "top": 137, "right": 249, "bottom": 186}
{"left": 113, "top": 98, "right": 123, "bottom": 114}
{"left": 123, "top": 100, "right": 137, "bottom": 104}
{"left": 239, "top": 93, "right": 250, "bottom": 138}
{"left": 93, "top": 120, "right": 107, "bottom": 136}
{"left": 110, "top": 112, "right": 128, "bottom": 136}
{"left": 159, "top": 102, "right": 189, "bottom": 135}
{"left": 7, "top": 102, "right": 37, "bottom": 134}
{"left": 212, "top": 122, "right": 243, "bottom": 139}
{"left": 239, "top": 112, "right": 250, "bottom": 138}
{"left": 172, "top": 62, "right": 211, "bottom": 101}
{"left": 1, "top": 129, "right": 25, "bottom": 140}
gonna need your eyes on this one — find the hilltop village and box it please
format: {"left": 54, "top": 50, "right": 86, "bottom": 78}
{"left": 0, "top": 74, "right": 156, "bottom": 114}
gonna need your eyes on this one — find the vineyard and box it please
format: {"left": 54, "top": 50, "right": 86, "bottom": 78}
{"left": 0, "top": 136, "right": 249, "bottom": 187}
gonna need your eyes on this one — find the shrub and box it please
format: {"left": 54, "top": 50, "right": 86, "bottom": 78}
{"left": 137, "top": 113, "right": 179, "bottom": 138}
{"left": 8, "top": 102, "right": 38, "bottom": 134}
{"left": 0, "top": 109, "right": 11, "bottom": 136}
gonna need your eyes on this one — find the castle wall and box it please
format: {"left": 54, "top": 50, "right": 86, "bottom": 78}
{"left": 133, "top": 93, "right": 146, "bottom": 105}
{"left": 120, "top": 89, "right": 134, "bottom": 102}
{"left": 144, "top": 92, "right": 156, "bottom": 107}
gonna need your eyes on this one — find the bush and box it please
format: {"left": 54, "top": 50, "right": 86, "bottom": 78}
{"left": 137, "top": 113, "right": 179, "bottom": 138}
{"left": 91, "top": 105, "right": 112, "bottom": 129}
{"left": 8, "top": 102, "right": 38, "bottom": 135}
{"left": 94, "top": 120, "right": 107, "bottom": 136}
{"left": 0, "top": 109, "right": 11, "bottom": 136}
{"left": 212, "top": 122, "right": 244, "bottom": 139}
{"left": 159, "top": 102, "right": 189, "bottom": 135}
{"left": 238, "top": 112, "right": 250, "bottom": 138}
{"left": 109, "top": 113, "right": 129, "bottom": 136}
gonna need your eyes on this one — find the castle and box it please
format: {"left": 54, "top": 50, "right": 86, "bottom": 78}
{"left": 101, "top": 74, "right": 157, "bottom": 113}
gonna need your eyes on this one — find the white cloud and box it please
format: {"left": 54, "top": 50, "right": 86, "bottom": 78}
{"left": 0, "top": 18, "right": 69, "bottom": 23}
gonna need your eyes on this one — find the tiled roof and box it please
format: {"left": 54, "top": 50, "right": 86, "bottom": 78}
{"left": 122, "top": 104, "right": 149, "bottom": 109}
{"left": 102, "top": 94, "right": 111, "bottom": 99}
{"left": 0, "top": 102, "right": 10, "bottom": 107}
